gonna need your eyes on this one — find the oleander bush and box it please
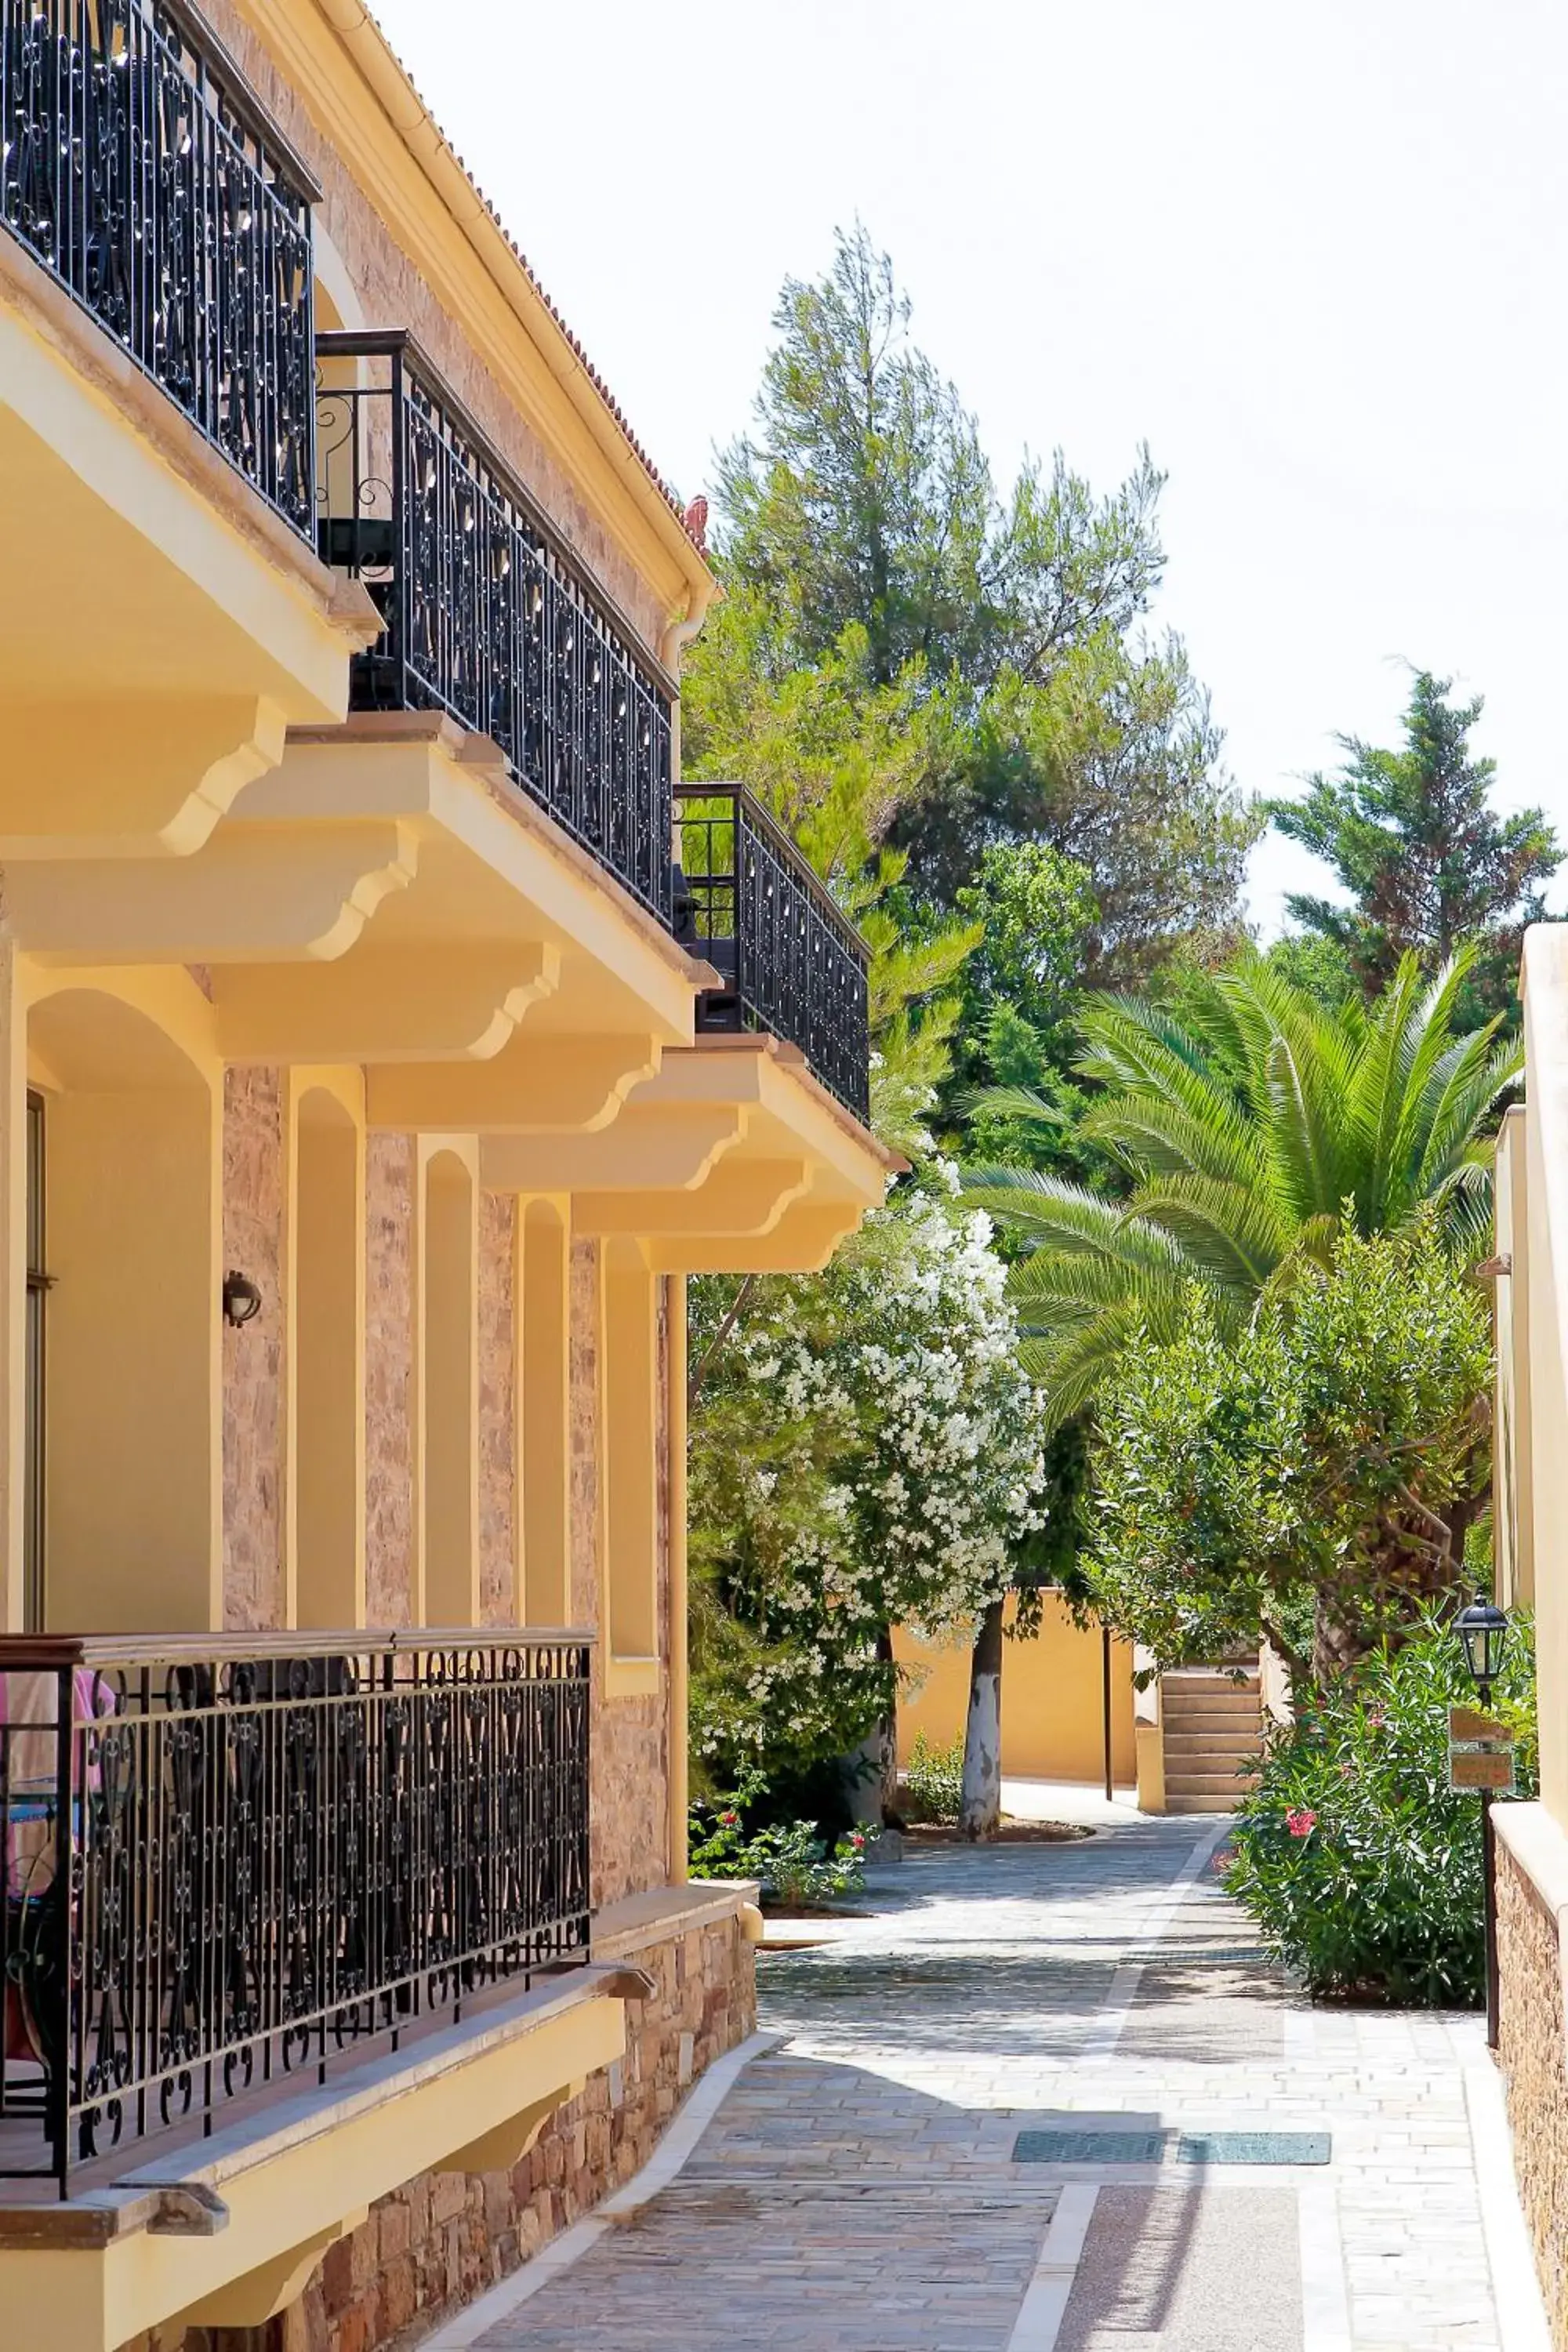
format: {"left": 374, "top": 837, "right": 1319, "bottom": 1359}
{"left": 1223, "top": 1607, "right": 1537, "bottom": 2006}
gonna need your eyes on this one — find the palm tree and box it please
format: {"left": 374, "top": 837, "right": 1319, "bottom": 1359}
{"left": 964, "top": 945, "right": 1519, "bottom": 1426}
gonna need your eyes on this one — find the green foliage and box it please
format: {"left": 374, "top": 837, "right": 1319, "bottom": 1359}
{"left": 688, "top": 1180, "right": 1044, "bottom": 1783}
{"left": 942, "top": 843, "right": 1102, "bottom": 1173}
{"left": 681, "top": 594, "right": 977, "bottom": 1156}
{"left": 902, "top": 1730, "right": 965, "bottom": 1824}
{"left": 1224, "top": 1610, "right": 1537, "bottom": 2004}
{"left": 956, "top": 842, "right": 1098, "bottom": 1044}
{"left": 953, "top": 644, "right": 1258, "bottom": 965}
{"left": 1267, "top": 670, "right": 1559, "bottom": 1021}
{"left": 715, "top": 221, "right": 1163, "bottom": 697}
{"left": 689, "top": 1783, "right": 870, "bottom": 1907}
{"left": 695, "top": 219, "right": 1254, "bottom": 1040}
{"left": 967, "top": 943, "right": 1519, "bottom": 1425}
{"left": 682, "top": 224, "right": 1264, "bottom": 1795}
{"left": 681, "top": 592, "right": 959, "bottom": 876}
{"left": 1083, "top": 1222, "right": 1494, "bottom": 1682}
{"left": 1259, "top": 931, "right": 1358, "bottom": 1011}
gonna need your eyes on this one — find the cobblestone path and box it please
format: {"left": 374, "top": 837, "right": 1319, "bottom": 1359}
{"left": 438, "top": 1809, "right": 1544, "bottom": 2352}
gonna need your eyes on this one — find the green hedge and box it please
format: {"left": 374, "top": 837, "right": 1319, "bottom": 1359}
{"left": 1223, "top": 1609, "right": 1537, "bottom": 2006}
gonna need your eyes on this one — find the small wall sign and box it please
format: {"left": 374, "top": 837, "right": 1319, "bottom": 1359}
{"left": 1449, "top": 1707, "right": 1512, "bottom": 1745}
{"left": 1447, "top": 1705, "right": 1515, "bottom": 1793}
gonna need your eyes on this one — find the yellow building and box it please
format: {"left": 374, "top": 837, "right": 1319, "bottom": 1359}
{"left": 894, "top": 1600, "right": 1138, "bottom": 1791}
{"left": 894, "top": 1608, "right": 1271, "bottom": 1816}
{"left": 0, "top": 5, "right": 890, "bottom": 2347}
{"left": 1491, "top": 931, "right": 1568, "bottom": 2349}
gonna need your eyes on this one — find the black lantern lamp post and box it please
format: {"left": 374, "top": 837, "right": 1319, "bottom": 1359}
{"left": 1456, "top": 1594, "right": 1509, "bottom": 2049}
{"left": 1456, "top": 1596, "right": 1508, "bottom": 1700}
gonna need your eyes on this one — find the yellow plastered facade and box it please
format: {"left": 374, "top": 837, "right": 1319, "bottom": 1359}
{"left": 1477, "top": 933, "right": 1568, "bottom": 2347}
{"left": 1519, "top": 931, "right": 1568, "bottom": 1825}
{"left": 895, "top": 1597, "right": 1138, "bottom": 1788}
{"left": 288, "top": 1065, "right": 368, "bottom": 1630}
{"left": 0, "top": 0, "right": 887, "bottom": 2332}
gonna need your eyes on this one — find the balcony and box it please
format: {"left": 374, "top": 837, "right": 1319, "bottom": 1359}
{"left": 314, "top": 330, "right": 675, "bottom": 925}
{"left": 674, "top": 783, "right": 872, "bottom": 1123}
{"left": 0, "top": 1629, "right": 590, "bottom": 2194}
{"left": 0, "top": 0, "right": 317, "bottom": 535}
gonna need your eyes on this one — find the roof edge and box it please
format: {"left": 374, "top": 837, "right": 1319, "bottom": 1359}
{"left": 313, "top": 0, "right": 716, "bottom": 627}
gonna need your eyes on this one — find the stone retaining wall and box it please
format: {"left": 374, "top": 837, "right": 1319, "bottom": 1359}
{"left": 129, "top": 1910, "right": 755, "bottom": 2352}
{"left": 1497, "top": 1831, "right": 1568, "bottom": 2347}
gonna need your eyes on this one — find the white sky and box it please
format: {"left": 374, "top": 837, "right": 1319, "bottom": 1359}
{"left": 368, "top": 0, "right": 1568, "bottom": 936}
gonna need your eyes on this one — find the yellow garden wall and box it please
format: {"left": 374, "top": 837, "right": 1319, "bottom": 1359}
{"left": 895, "top": 1595, "right": 1137, "bottom": 1785}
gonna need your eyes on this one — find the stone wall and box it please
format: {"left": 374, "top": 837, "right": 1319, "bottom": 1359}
{"left": 477, "top": 1190, "right": 517, "bottom": 1626}
{"left": 365, "top": 1133, "right": 414, "bottom": 1626}
{"left": 1497, "top": 1835, "right": 1568, "bottom": 2346}
{"left": 222, "top": 1066, "right": 285, "bottom": 1630}
{"left": 569, "top": 1244, "right": 671, "bottom": 1909}
{"left": 590, "top": 1276, "right": 671, "bottom": 1906}
{"left": 129, "top": 1911, "right": 755, "bottom": 2352}
{"left": 204, "top": 0, "right": 669, "bottom": 662}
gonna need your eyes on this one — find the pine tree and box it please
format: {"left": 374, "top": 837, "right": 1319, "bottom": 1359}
{"left": 1267, "top": 671, "right": 1559, "bottom": 1017}
{"left": 706, "top": 223, "right": 1254, "bottom": 914}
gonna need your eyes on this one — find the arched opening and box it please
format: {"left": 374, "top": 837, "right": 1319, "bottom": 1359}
{"left": 423, "top": 1148, "right": 477, "bottom": 1624}
{"left": 30, "top": 987, "right": 218, "bottom": 1631}
{"left": 295, "top": 1087, "right": 363, "bottom": 1630}
{"left": 311, "top": 226, "right": 365, "bottom": 339}
{"left": 521, "top": 1200, "right": 569, "bottom": 1626}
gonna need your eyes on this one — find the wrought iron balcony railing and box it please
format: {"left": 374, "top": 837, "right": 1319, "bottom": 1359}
{"left": 0, "top": 0, "right": 318, "bottom": 534}
{"left": 315, "top": 331, "right": 675, "bottom": 925}
{"left": 0, "top": 1628, "right": 590, "bottom": 2194}
{"left": 674, "top": 784, "right": 872, "bottom": 1123}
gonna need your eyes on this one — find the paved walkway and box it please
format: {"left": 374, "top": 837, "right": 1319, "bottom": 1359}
{"left": 434, "top": 1810, "right": 1548, "bottom": 2352}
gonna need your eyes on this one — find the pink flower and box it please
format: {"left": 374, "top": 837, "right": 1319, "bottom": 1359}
{"left": 719, "top": 1809, "right": 740, "bottom": 1828}
{"left": 1367, "top": 1711, "right": 1386, "bottom": 1732}
{"left": 1285, "top": 1809, "right": 1317, "bottom": 1840}
{"left": 848, "top": 1831, "right": 866, "bottom": 1849}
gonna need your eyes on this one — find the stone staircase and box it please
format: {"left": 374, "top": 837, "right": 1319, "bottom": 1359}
{"left": 1160, "top": 1667, "right": 1263, "bottom": 1813}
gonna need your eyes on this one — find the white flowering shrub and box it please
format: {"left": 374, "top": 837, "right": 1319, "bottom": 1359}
{"left": 689, "top": 1171, "right": 1046, "bottom": 1780}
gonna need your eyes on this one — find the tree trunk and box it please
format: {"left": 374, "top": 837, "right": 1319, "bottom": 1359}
{"left": 843, "top": 1727, "right": 886, "bottom": 1828}
{"left": 875, "top": 1624, "right": 902, "bottom": 1823}
{"left": 1310, "top": 1591, "right": 1363, "bottom": 1687}
{"left": 959, "top": 1599, "right": 1005, "bottom": 1842}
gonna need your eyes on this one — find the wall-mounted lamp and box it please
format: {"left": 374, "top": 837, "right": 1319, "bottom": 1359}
{"left": 223, "top": 1269, "right": 263, "bottom": 1327}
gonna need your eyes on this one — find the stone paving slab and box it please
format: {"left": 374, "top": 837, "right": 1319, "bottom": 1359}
{"left": 1058, "top": 2185, "right": 1302, "bottom": 2351}
{"left": 454, "top": 1813, "right": 1535, "bottom": 2351}
{"left": 468, "top": 2179, "right": 1054, "bottom": 2348}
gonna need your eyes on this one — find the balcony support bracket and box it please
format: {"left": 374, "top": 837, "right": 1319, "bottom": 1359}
{"left": 174, "top": 2212, "right": 365, "bottom": 2328}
